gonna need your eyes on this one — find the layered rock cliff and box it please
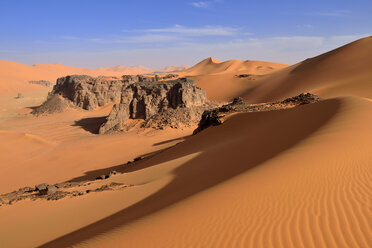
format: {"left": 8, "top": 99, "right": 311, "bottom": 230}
{"left": 99, "top": 78, "right": 211, "bottom": 133}
{"left": 50, "top": 75, "right": 129, "bottom": 110}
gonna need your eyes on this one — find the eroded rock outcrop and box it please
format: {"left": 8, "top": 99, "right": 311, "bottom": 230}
{"left": 193, "top": 93, "right": 321, "bottom": 134}
{"left": 51, "top": 75, "right": 129, "bottom": 110}
{"left": 99, "top": 78, "right": 211, "bottom": 133}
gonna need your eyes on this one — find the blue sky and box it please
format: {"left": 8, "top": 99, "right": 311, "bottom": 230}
{"left": 0, "top": 0, "right": 371, "bottom": 68}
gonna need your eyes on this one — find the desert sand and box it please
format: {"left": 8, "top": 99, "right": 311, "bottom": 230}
{"left": 0, "top": 37, "right": 371, "bottom": 248}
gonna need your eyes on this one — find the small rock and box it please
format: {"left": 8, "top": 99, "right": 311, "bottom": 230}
{"left": 18, "top": 186, "right": 35, "bottom": 194}
{"left": 46, "top": 185, "right": 58, "bottom": 195}
{"left": 35, "top": 183, "right": 49, "bottom": 195}
{"left": 96, "top": 175, "right": 107, "bottom": 180}
{"left": 109, "top": 171, "right": 118, "bottom": 176}
{"left": 134, "top": 157, "right": 142, "bottom": 162}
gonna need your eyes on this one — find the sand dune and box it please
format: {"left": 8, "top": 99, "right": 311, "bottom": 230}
{"left": 182, "top": 57, "right": 288, "bottom": 76}
{"left": 1, "top": 96, "right": 371, "bottom": 248}
{"left": 182, "top": 37, "right": 372, "bottom": 103}
{"left": 0, "top": 37, "right": 372, "bottom": 248}
{"left": 178, "top": 57, "right": 288, "bottom": 101}
{"left": 238, "top": 36, "right": 372, "bottom": 103}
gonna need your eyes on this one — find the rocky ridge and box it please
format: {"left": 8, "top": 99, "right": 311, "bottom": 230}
{"left": 193, "top": 93, "right": 321, "bottom": 134}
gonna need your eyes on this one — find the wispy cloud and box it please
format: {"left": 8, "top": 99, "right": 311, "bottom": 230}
{"left": 190, "top": 0, "right": 223, "bottom": 9}
{"left": 296, "top": 24, "right": 313, "bottom": 29}
{"left": 144, "top": 25, "right": 239, "bottom": 36}
{"left": 312, "top": 10, "right": 350, "bottom": 17}
{"left": 51, "top": 25, "right": 243, "bottom": 45}
{"left": 191, "top": 1, "right": 209, "bottom": 8}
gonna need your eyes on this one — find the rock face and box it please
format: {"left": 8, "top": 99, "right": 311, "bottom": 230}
{"left": 51, "top": 75, "right": 129, "bottom": 110}
{"left": 40, "top": 74, "right": 183, "bottom": 112}
{"left": 193, "top": 93, "right": 321, "bottom": 134}
{"left": 99, "top": 78, "right": 210, "bottom": 133}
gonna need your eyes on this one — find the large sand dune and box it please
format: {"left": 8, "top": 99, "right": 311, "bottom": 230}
{"left": 1, "top": 96, "right": 371, "bottom": 248}
{"left": 184, "top": 36, "right": 372, "bottom": 102}
{"left": 0, "top": 37, "right": 371, "bottom": 248}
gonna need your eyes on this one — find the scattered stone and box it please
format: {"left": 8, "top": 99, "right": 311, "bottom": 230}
{"left": 96, "top": 175, "right": 108, "bottom": 180}
{"left": 18, "top": 186, "right": 35, "bottom": 193}
{"left": 133, "top": 157, "right": 142, "bottom": 162}
{"left": 109, "top": 171, "right": 118, "bottom": 176}
{"left": 35, "top": 183, "right": 49, "bottom": 194}
{"left": 15, "top": 93, "right": 23, "bottom": 99}
{"left": 235, "top": 74, "right": 252, "bottom": 78}
{"left": 28, "top": 80, "right": 52, "bottom": 87}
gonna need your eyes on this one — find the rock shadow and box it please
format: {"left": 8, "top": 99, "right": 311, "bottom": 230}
{"left": 72, "top": 117, "right": 107, "bottom": 134}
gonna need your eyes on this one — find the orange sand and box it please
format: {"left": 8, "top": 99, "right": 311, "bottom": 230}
{"left": 0, "top": 37, "right": 371, "bottom": 248}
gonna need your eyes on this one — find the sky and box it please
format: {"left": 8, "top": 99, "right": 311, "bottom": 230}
{"left": 0, "top": 0, "right": 371, "bottom": 69}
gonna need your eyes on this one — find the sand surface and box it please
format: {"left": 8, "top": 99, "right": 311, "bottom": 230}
{"left": 0, "top": 37, "right": 371, "bottom": 248}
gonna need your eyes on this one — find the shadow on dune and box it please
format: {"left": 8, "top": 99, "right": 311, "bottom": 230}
{"left": 38, "top": 99, "right": 341, "bottom": 248}
{"left": 66, "top": 146, "right": 177, "bottom": 183}
{"left": 72, "top": 117, "right": 107, "bottom": 134}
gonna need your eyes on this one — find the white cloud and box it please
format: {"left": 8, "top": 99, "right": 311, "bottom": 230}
{"left": 191, "top": 1, "right": 209, "bottom": 8}
{"left": 312, "top": 10, "right": 350, "bottom": 17}
{"left": 145, "top": 25, "right": 239, "bottom": 36}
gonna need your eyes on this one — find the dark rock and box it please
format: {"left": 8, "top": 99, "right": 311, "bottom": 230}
{"left": 193, "top": 93, "right": 321, "bottom": 134}
{"left": 31, "top": 95, "right": 69, "bottom": 116}
{"left": 50, "top": 75, "right": 128, "bottom": 110}
{"left": 134, "top": 157, "right": 142, "bottom": 162}
{"left": 46, "top": 185, "right": 58, "bottom": 195}
{"left": 35, "top": 183, "right": 58, "bottom": 195}
{"left": 109, "top": 171, "right": 118, "bottom": 176}
{"left": 28, "top": 80, "right": 52, "bottom": 87}
{"left": 99, "top": 78, "right": 212, "bottom": 133}
{"left": 18, "top": 186, "right": 35, "bottom": 193}
{"left": 96, "top": 175, "right": 108, "bottom": 180}
{"left": 35, "top": 183, "right": 49, "bottom": 194}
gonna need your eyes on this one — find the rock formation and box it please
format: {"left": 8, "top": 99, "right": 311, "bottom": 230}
{"left": 35, "top": 74, "right": 183, "bottom": 113}
{"left": 193, "top": 93, "right": 321, "bottom": 134}
{"left": 51, "top": 75, "right": 128, "bottom": 110}
{"left": 99, "top": 78, "right": 211, "bottom": 133}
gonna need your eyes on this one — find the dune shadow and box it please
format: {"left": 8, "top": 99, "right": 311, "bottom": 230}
{"left": 38, "top": 99, "right": 341, "bottom": 248}
{"left": 153, "top": 135, "right": 190, "bottom": 146}
{"left": 72, "top": 117, "right": 107, "bottom": 134}
{"left": 66, "top": 146, "right": 175, "bottom": 183}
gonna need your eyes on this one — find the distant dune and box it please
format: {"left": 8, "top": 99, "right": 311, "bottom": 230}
{"left": 181, "top": 57, "right": 288, "bottom": 76}
{"left": 0, "top": 60, "right": 188, "bottom": 96}
{"left": 178, "top": 57, "right": 288, "bottom": 101}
